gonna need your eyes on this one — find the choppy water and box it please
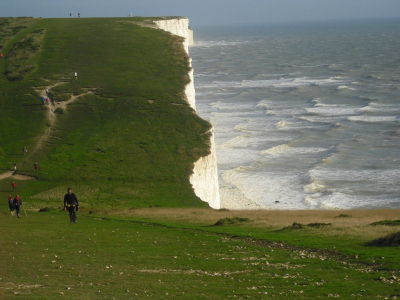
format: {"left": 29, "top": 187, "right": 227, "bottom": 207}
{"left": 191, "top": 20, "right": 400, "bottom": 210}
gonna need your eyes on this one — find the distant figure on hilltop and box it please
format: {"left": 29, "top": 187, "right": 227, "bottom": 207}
{"left": 78, "top": 13, "right": 80, "bottom": 18}
{"left": 70, "top": 13, "right": 72, "bottom": 18}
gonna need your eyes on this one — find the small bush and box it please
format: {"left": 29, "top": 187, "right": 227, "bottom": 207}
{"left": 307, "top": 223, "right": 332, "bottom": 228}
{"left": 213, "top": 217, "right": 250, "bottom": 226}
{"left": 38, "top": 207, "right": 52, "bottom": 212}
{"left": 292, "top": 222, "right": 303, "bottom": 229}
{"left": 279, "top": 222, "right": 303, "bottom": 231}
{"left": 370, "top": 220, "right": 400, "bottom": 226}
{"left": 335, "top": 214, "right": 352, "bottom": 218}
{"left": 366, "top": 231, "right": 400, "bottom": 247}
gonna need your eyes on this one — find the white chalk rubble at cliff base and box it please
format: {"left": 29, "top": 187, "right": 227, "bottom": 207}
{"left": 154, "top": 18, "right": 220, "bottom": 209}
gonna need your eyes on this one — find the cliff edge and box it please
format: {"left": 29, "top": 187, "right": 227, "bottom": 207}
{"left": 154, "top": 18, "right": 220, "bottom": 209}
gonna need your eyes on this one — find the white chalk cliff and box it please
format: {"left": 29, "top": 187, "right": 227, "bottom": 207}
{"left": 154, "top": 18, "right": 220, "bottom": 209}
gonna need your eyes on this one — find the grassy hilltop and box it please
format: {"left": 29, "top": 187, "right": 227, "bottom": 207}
{"left": 0, "top": 17, "right": 211, "bottom": 209}
{"left": 1, "top": 17, "right": 400, "bottom": 299}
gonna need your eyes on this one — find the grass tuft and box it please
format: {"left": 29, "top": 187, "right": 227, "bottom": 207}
{"left": 213, "top": 217, "right": 250, "bottom": 226}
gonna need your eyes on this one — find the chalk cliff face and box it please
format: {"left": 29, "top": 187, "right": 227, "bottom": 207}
{"left": 154, "top": 18, "right": 220, "bottom": 209}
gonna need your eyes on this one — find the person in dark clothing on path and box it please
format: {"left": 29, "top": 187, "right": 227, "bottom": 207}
{"left": 8, "top": 195, "right": 15, "bottom": 216}
{"left": 34, "top": 162, "right": 38, "bottom": 171}
{"left": 64, "top": 188, "right": 79, "bottom": 223}
{"left": 13, "top": 195, "right": 23, "bottom": 218}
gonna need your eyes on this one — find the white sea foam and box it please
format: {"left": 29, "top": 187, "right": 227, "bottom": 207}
{"left": 360, "top": 102, "right": 400, "bottom": 113}
{"left": 261, "top": 145, "right": 329, "bottom": 156}
{"left": 222, "top": 168, "right": 310, "bottom": 209}
{"left": 191, "top": 40, "right": 250, "bottom": 48}
{"left": 306, "top": 106, "right": 361, "bottom": 116}
{"left": 336, "top": 85, "right": 355, "bottom": 91}
{"left": 196, "top": 76, "right": 351, "bottom": 90}
{"left": 299, "top": 116, "right": 340, "bottom": 124}
{"left": 348, "top": 116, "right": 399, "bottom": 123}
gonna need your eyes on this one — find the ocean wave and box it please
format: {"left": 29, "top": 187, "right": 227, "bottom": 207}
{"left": 336, "top": 85, "right": 355, "bottom": 91}
{"left": 348, "top": 115, "right": 399, "bottom": 123}
{"left": 304, "top": 177, "right": 329, "bottom": 194}
{"left": 360, "top": 102, "right": 400, "bottom": 113}
{"left": 299, "top": 116, "right": 341, "bottom": 124}
{"left": 261, "top": 144, "right": 329, "bottom": 156}
{"left": 222, "top": 169, "right": 310, "bottom": 209}
{"left": 217, "top": 134, "right": 252, "bottom": 149}
{"left": 191, "top": 40, "right": 249, "bottom": 48}
{"left": 306, "top": 106, "right": 361, "bottom": 116}
{"left": 196, "top": 76, "right": 351, "bottom": 90}
{"left": 276, "top": 120, "right": 289, "bottom": 128}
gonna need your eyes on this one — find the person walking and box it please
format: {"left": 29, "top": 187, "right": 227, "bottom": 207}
{"left": 13, "top": 195, "right": 23, "bottom": 218}
{"left": 0, "top": 53, "right": 3, "bottom": 59}
{"left": 23, "top": 146, "right": 27, "bottom": 155}
{"left": 13, "top": 162, "right": 17, "bottom": 171}
{"left": 34, "top": 162, "right": 38, "bottom": 171}
{"left": 8, "top": 195, "right": 15, "bottom": 216}
{"left": 64, "top": 188, "right": 79, "bottom": 223}
{"left": 12, "top": 181, "right": 16, "bottom": 191}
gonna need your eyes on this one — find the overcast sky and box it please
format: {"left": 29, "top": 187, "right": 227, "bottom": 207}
{"left": 1, "top": 0, "right": 400, "bottom": 26}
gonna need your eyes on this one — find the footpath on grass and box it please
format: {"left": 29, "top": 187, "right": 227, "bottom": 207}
{"left": 0, "top": 82, "right": 93, "bottom": 182}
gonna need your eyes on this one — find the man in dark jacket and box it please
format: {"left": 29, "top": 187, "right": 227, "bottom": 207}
{"left": 64, "top": 188, "right": 79, "bottom": 223}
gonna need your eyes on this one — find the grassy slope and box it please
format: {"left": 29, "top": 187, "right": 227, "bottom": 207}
{"left": 1, "top": 209, "right": 400, "bottom": 299}
{"left": 0, "top": 17, "right": 210, "bottom": 209}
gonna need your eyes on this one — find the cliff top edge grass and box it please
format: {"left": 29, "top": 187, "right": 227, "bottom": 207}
{"left": 0, "top": 17, "right": 211, "bottom": 209}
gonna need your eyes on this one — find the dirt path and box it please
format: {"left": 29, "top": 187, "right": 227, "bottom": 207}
{"left": 32, "top": 84, "right": 93, "bottom": 154}
{"left": 0, "top": 83, "right": 93, "bottom": 181}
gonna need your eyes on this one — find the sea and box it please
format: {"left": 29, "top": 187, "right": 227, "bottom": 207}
{"left": 190, "top": 19, "right": 400, "bottom": 210}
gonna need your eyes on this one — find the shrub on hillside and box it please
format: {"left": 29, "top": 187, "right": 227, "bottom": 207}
{"left": 213, "top": 217, "right": 250, "bottom": 226}
{"left": 366, "top": 231, "right": 400, "bottom": 247}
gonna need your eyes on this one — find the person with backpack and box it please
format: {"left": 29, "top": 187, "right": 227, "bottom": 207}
{"left": 13, "top": 195, "right": 23, "bottom": 218}
{"left": 8, "top": 195, "right": 15, "bottom": 216}
{"left": 64, "top": 188, "right": 79, "bottom": 223}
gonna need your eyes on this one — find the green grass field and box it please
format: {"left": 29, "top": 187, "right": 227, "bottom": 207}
{"left": 1, "top": 17, "right": 399, "bottom": 299}
{"left": 1, "top": 209, "right": 400, "bottom": 299}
